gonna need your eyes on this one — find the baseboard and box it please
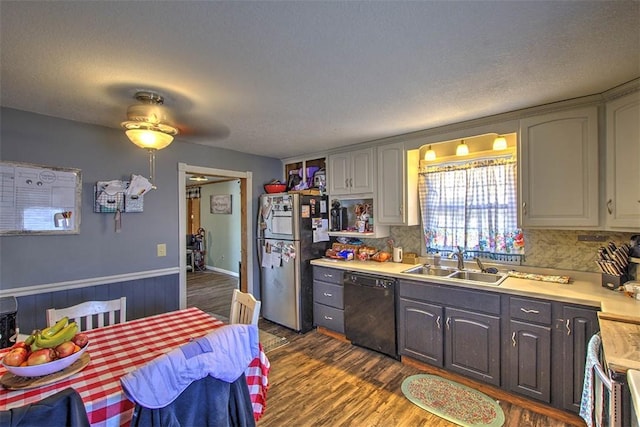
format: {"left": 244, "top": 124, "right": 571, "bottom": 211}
{"left": 207, "top": 266, "right": 239, "bottom": 277}
{"left": 401, "top": 356, "right": 585, "bottom": 427}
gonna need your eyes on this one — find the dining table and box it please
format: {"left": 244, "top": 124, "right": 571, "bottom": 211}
{"left": 0, "top": 307, "right": 270, "bottom": 426}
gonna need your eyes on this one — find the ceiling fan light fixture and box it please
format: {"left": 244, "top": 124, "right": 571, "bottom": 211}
{"left": 424, "top": 145, "right": 437, "bottom": 161}
{"left": 456, "top": 140, "right": 469, "bottom": 156}
{"left": 121, "top": 91, "right": 179, "bottom": 188}
{"left": 493, "top": 136, "right": 508, "bottom": 151}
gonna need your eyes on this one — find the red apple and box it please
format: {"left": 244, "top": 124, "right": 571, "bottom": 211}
{"left": 11, "top": 341, "right": 28, "bottom": 350}
{"left": 27, "top": 348, "right": 56, "bottom": 366}
{"left": 3, "top": 347, "right": 28, "bottom": 367}
{"left": 55, "top": 341, "right": 76, "bottom": 358}
{"left": 72, "top": 333, "right": 89, "bottom": 348}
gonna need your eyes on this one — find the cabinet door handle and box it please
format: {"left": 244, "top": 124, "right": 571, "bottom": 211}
{"left": 607, "top": 199, "right": 613, "bottom": 215}
{"left": 565, "top": 319, "right": 571, "bottom": 336}
{"left": 446, "top": 317, "right": 450, "bottom": 330}
{"left": 522, "top": 202, "right": 527, "bottom": 215}
{"left": 349, "top": 178, "right": 353, "bottom": 187}
{"left": 520, "top": 308, "right": 540, "bottom": 314}
{"left": 323, "top": 274, "right": 333, "bottom": 278}
{"left": 323, "top": 292, "right": 333, "bottom": 297}
{"left": 345, "top": 179, "right": 349, "bottom": 187}
{"left": 324, "top": 315, "right": 333, "bottom": 320}
{"left": 512, "top": 332, "right": 517, "bottom": 347}
{"left": 436, "top": 316, "right": 441, "bottom": 329}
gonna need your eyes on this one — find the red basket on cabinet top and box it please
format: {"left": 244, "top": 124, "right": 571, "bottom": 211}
{"left": 264, "top": 183, "right": 287, "bottom": 194}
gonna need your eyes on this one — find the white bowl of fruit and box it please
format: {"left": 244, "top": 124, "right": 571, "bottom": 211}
{"left": 1, "top": 317, "right": 90, "bottom": 377}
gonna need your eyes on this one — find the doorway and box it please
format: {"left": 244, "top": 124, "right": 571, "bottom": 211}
{"left": 178, "top": 163, "right": 253, "bottom": 310}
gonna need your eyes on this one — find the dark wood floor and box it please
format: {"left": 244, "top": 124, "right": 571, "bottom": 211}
{"left": 187, "top": 270, "right": 581, "bottom": 427}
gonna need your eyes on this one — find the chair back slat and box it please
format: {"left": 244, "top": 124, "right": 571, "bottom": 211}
{"left": 229, "top": 290, "right": 261, "bottom": 325}
{"left": 46, "top": 297, "right": 127, "bottom": 332}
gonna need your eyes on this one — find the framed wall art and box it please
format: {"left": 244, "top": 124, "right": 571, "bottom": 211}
{"left": 210, "top": 194, "right": 232, "bottom": 214}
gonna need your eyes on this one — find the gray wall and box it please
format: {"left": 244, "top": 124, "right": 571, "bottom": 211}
{"left": 0, "top": 107, "right": 281, "bottom": 294}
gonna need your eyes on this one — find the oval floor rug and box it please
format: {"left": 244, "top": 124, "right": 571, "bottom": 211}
{"left": 401, "top": 374, "right": 505, "bottom": 427}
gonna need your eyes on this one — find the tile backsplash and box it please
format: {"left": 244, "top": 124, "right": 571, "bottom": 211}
{"left": 361, "top": 227, "right": 636, "bottom": 273}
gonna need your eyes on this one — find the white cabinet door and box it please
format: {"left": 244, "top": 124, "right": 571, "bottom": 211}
{"left": 328, "top": 152, "right": 350, "bottom": 195}
{"left": 351, "top": 148, "right": 374, "bottom": 194}
{"left": 519, "top": 107, "right": 599, "bottom": 228}
{"left": 606, "top": 91, "right": 640, "bottom": 230}
{"left": 328, "top": 148, "right": 374, "bottom": 195}
{"left": 376, "top": 141, "right": 419, "bottom": 225}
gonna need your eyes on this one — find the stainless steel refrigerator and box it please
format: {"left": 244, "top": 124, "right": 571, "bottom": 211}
{"left": 257, "top": 193, "right": 329, "bottom": 332}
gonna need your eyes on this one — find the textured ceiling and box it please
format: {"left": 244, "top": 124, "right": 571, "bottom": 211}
{"left": 1, "top": 1, "right": 638, "bottom": 159}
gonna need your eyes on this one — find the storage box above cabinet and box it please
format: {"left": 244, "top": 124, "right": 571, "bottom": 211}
{"left": 283, "top": 157, "right": 326, "bottom": 191}
{"left": 328, "top": 147, "right": 375, "bottom": 196}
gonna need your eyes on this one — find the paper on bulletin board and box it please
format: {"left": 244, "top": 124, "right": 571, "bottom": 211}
{"left": 312, "top": 218, "right": 329, "bottom": 243}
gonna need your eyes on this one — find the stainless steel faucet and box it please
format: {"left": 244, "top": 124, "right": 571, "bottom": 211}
{"left": 475, "top": 257, "right": 486, "bottom": 273}
{"left": 450, "top": 247, "right": 465, "bottom": 270}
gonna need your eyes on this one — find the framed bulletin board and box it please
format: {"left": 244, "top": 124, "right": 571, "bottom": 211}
{"left": 0, "top": 161, "right": 82, "bottom": 235}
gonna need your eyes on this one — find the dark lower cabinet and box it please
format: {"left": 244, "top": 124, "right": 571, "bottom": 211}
{"left": 508, "top": 320, "right": 551, "bottom": 402}
{"left": 397, "top": 279, "right": 600, "bottom": 415}
{"left": 445, "top": 307, "right": 501, "bottom": 386}
{"left": 398, "top": 298, "right": 443, "bottom": 366}
{"left": 560, "top": 305, "right": 599, "bottom": 413}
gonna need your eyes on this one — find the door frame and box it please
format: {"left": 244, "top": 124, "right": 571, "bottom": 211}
{"left": 178, "top": 162, "right": 253, "bottom": 309}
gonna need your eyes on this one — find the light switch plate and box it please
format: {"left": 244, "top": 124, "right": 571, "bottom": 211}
{"left": 157, "top": 243, "right": 167, "bottom": 257}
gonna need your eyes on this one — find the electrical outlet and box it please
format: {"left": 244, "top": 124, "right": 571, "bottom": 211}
{"left": 157, "top": 243, "right": 167, "bottom": 257}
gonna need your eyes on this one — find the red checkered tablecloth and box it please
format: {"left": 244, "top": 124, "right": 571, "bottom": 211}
{"left": 0, "top": 307, "right": 270, "bottom": 426}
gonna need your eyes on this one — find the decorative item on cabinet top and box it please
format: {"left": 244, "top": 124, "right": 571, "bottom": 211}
{"left": 94, "top": 175, "right": 152, "bottom": 213}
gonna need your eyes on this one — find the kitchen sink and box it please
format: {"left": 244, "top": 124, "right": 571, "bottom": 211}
{"left": 402, "top": 265, "right": 456, "bottom": 277}
{"left": 447, "top": 270, "right": 506, "bottom": 284}
{"left": 402, "top": 265, "right": 507, "bottom": 286}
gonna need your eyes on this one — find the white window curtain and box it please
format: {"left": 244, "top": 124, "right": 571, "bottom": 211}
{"left": 418, "top": 157, "right": 524, "bottom": 255}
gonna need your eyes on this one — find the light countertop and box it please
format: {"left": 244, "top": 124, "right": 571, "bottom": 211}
{"left": 310, "top": 258, "right": 640, "bottom": 320}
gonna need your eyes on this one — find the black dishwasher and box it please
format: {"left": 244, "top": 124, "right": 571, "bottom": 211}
{"left": 343, "top": 272, "right": 398, "bottom": 359}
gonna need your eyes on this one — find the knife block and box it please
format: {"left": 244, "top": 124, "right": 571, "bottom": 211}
{"left": 601, "top": 273, "right": 628, "bottom": 291}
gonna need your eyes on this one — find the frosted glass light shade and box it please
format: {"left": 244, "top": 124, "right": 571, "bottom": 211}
{"left": 456, "top": 141, "right": 469, "bottom": 156}
{"left": 125, "top": 129, "right": 174, "bottom": 150}
{"left": 493, "top": 136, "right": 507, "bottom": 151}
{"left": 424, "top": 145, "right": 437, "bottom": 161}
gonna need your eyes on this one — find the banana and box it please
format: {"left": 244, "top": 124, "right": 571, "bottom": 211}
{"left": 41, "top": 317, "right": 69, "bottom": 338}
{"left": 24, "top": 330, "right": 39, "bottom": 346}
{"left": 34, "top": 322, "right": 78, "bottom": 349}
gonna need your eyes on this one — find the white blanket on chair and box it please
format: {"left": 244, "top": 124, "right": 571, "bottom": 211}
{"left": 120, "top": 324, "right": 259, "bottom": 409}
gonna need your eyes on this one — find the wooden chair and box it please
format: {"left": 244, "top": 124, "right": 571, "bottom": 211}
{"left": 46, "top": 297, "right": 127, "bottom": 331}
{"left": 228, "top": 289, "right": 261, "bottom": 325}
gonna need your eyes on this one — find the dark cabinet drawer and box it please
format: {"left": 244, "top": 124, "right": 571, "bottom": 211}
{"left": 313, "top": 303, "right": 344, "bottom": 333}
{"left": 313, "top": 281, "right": 343, "bottom": 309}
{"left": 313, "top": 266, "right": 343, "bottom": 285}
{"left": 509, "top": 296, "right": 552, "bottom": 325}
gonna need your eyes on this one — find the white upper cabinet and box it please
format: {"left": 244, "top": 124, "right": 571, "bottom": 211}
{"left": 519, "top": 106, "right": 599, "bottom": 228}
{"left": 605, "top": 91, "right": 640, "bottom": 230}
{"left": 376, "top": 141, "right": 419, "bottom": 225}
{"left": 328, "top": 147, "right": 375, "bottom": 196}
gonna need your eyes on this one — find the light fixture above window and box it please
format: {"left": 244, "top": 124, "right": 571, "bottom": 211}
{"left": 493, "top": 136, "right": 508, "bottom": 151}
{"left": 456, "top": 140, "right": 469, "bottom": 156}
{"left": 121, "top": 91, "right": 179, "bottom": 188}
{"left": 424, "top": 145, "right": 437, "bottom": 161}
{"left": 189, "top": 175, "right": 209, "bottom": 182}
